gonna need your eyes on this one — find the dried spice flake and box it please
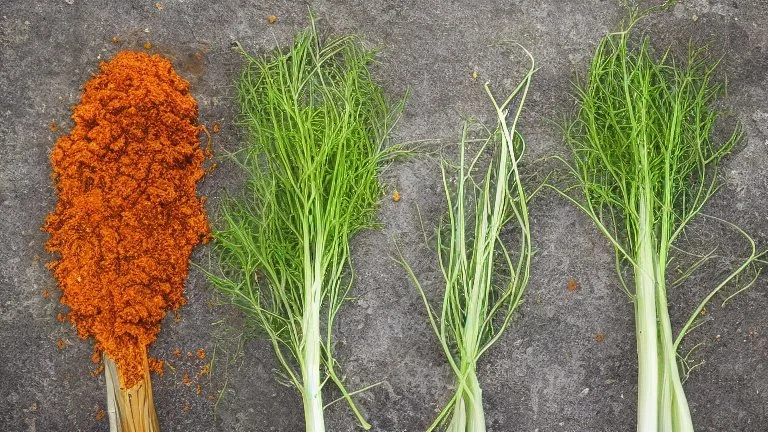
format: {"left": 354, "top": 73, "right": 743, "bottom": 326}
{"left": 567, "top": 279, "right": 578, "bottom": 292}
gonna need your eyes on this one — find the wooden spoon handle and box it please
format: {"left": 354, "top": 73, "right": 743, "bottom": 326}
{"left": 104, "top": 350, "right": 160, "bottom": 432}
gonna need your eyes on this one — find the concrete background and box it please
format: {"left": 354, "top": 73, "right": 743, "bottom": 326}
{"left": 2, "top": 0, "right": 767, "bottom": 431}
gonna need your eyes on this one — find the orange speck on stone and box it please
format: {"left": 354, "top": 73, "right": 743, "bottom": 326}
{"left": 154, "top": 2, "right": 163, "bottom": 10}
{"left": 196, "top": 383, "right": 201, "bottom": 395}
{"left": 195, "top": 348, "right": 206, "bottom": 360}
{"left": 57, "top": 312, "right": 65, "bottom": 322}
{"left": 567, "top": 279, "right": 578, "bottom": 292}
{"left": 144, "top": 42, "right": 152, "bottom": 50}
{"left": 91, "top": 351, "right": 101, "bottom": 364}
{"left": 95, "top": 409, "right": 106, "bottom": 421}
{"left": 173, "top": 348, "right": 181, "bottom": 358}
{"left": 111, "top": 37, "right": 120, "bottom": 44}
{"left": 42, "top": 289, "right": 50, "bottom": 299}
{"left": 57, "top": 339, "right": 66, "bottom": 350}
{"left": 49, "top": 121, "right": 58, "bottom": 132}
{"left": 183, "top": 403, "right": 190, "bottom": 412}
{"left": 183, "top": 372, "right": 191, "bottom": 386}
{"left": 700, "top": 307, "right": 708, "bottom": 316}
{"left": 267, "top": 15, "right": 277, "bottom": 24}
{"left": 595, "top": 332, "right": 605, "bottom": 342}
{"left": 197, "top": 364, "right": 210, "bottom": 377}
{"left": 174, "top": 311, "right": 182, "bottom": 323}
{"left": 393, "top": 190, "right": 401, "bottom": 202}
{"left": 212, "top": 122, "right": 221, "bottom": 133}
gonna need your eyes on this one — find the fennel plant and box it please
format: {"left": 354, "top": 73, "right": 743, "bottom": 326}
{"left": 555, "top": 16, "right": 763, "bottom": 432}
{"left": 207, "top": 20, "right": 402, "bottom": 431}
{"left": 402, "top": 50, "right": 535, "bottom": 432}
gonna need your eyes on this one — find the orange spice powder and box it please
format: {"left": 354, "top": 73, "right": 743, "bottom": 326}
{"left": 44, "top": 51, "right": 209, "bottom": 388}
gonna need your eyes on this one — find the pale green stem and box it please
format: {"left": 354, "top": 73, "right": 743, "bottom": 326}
{"left": 635, "top": 188, "right": 659, "bottom": 432}
{"left": 301, "top": 270, "right": 325, "bottom": 432}
{"left": 447, "top": 366, "right": 486, "bottom": 432}
{"left": 655, "top": 260, "right": 694, "bottom": 432}
{"left": 301, "top": 214, "right": 326, "bottom": 432}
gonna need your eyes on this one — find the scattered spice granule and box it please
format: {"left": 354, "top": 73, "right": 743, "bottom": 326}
{"left": 535, "top": 296, "right": 542, "bottom": 305}
{"left": 567, "top": 279, "right": 578, "bottom": 292}
{"left": 111, "top": 37, "right": 120, "bottom": 44}
{"left": 154, "top": 2, "right": 163, "bottom": 10}
{"left": 197, "top": 364, "right": 210, "bottom": 377}
{"left": 187, "top": 351, "right": 194, "bottom": 358}
{"left": 267, "top": 15, "right": 277, "bottom": 24}
{"left": 95, "top": 409, "right": 106, "bottom": 421}
{"left": 392, "top": 190, "right": 401, "bottom": 202}
{"left": 91, "top": 351, "right": 100, "bottom": 364}
{"left": 144, "top": 42, "right": 153, "bottom": 50}
{"left": 700, "top": 307, "right": 708, "bottom": 316}
{"left": 49, "top": 121, "right": 58, "bottom": 132}
{"left": 172, "top": 348, "right": 181, "bottom": 358}
{"left": 43, "top": 51, "right": 210, "bottom": 389}
{"left": 57, "top": 339, "right": 66, "bottom": 350}
{"left": 42, "top": 289, "right": 50, "bottom": 299}
{"left": 183, "top": 372, "right": 191, "bottom": 386}
{"left": 57, "top": 312, "right": 65, "bottom": 322}
{"left": 195, "top": 348, "right": 206, "bottom": 360}
{"left": 472, "top": 69, "right": 479, "bottom": 81}
{"left": 196, "top": 382, "right": 201, "bottom": 395}
{"left": 595, "top": 332, "right": 605, "bottom": 342}
{"left": 174, "top": 311, "right": 183, "bottom": 323}
{"left": 183, "top": 403, "right": 190, "bottom": 413}
{"left": 211, "top": 122, "right": 221, "bottom": 133}
{"left": 90, "top": 364, "right": 105, "bottom": 377}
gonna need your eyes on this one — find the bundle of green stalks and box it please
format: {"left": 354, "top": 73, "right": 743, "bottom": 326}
{"left": 206, "top": 18, "right": 403, "bottom": 432}
{"left": 402, "top": 49, "right": 535, "bottom": 432}
{"left": 554, "top": 14, "right": 765, "bottom": 432}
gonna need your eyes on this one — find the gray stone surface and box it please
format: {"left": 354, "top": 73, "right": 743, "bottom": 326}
{"left": 2, "top": 0, "right": 768, "bottom": 431}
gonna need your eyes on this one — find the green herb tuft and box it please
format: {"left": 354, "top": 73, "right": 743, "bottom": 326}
{"left": 400, "top": 48, "right": 535, "bottom": 432}
{"left": 552, "top": 13, "right": 764, "bottom": 432}
{"left": 206, "top": 18, "right": 404, "bottom": 432}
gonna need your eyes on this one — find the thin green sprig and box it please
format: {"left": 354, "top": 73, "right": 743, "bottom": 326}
{"left": 400, "top": 48, "right": 535, "bottom": 432}
{"left": 206, "top": 18, "right": 404, "bottom": 432}
{"left": 550, "top": 13, "right": 764, "bottom": 432}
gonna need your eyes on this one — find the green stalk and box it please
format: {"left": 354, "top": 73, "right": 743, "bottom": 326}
{"left": 301, "top": 232, "right": 325, "bottom": 431}
{"left": 401, "top": 47, "right": 535, "bottom": 432}
{"left": 634, "top": 189, "right": 659, "bottom": 432}
{"left": 206, "top": 16, "right": 404, "bottom": 431}
{"left": 553, "top": 11, "right": 763, "bottom": 431}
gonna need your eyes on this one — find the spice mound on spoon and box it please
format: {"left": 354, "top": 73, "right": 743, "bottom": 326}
{"left": 44, "top": 50, "right": 210, "bottom": 431}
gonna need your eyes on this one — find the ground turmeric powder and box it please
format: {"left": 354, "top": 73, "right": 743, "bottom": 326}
{"left": 44, "top": 51, "right": 209, "bottom": 388}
